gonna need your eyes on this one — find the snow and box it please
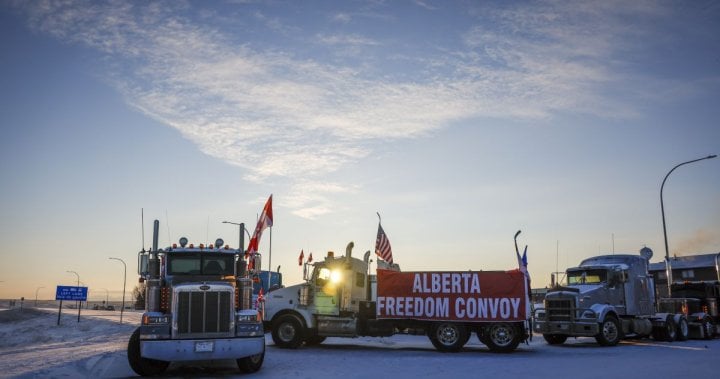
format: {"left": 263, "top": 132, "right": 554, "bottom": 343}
{"left": 1, "top": 307, "right": 719, "bottom": 378}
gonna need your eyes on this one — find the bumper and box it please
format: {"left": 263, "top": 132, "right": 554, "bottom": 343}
{"left": 141, "top": 336, "right": 264, "bottom": 361}
{"left": 534, "top": 320, "right": 599, "bottom": 336}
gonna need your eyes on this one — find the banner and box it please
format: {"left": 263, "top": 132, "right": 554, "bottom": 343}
{"left": 376, "top": 269, "right": 527, "bottom": 322}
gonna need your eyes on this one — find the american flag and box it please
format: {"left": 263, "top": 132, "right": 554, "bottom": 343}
{"left": 375, "top": 223, "right": 393, "bottom": 264}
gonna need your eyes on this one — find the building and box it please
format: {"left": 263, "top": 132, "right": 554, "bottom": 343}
{"left": 648, "top": 253, "right": 720, "bottom": 298}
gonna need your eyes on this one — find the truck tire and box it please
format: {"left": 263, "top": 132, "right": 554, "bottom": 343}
{"left": 676, "top": 316, "right": 689, "bottom": 341}
{"left": 271, "top": 314, "right": 305, "bottom": 348}
{"left": 483, "top": 323, "right": 521, "bottom": 353}
{"left": 127, "top": 327, "right": 169, "bottom": 376}
{"left": 595, "top": 316, "right": 621, "bottom": 346}
{"left": 652, "top": 315, "right": 677, "bottom": 342}
{"left": 700, "top": 316, "right": 716, "bottom": 340}
{"left": 543, "top": 334, "right": 567, "bottom": 345}
{"left": 237, "top": 344, "right": 265, "bottom": 373}
{"left": 428, "top": 323, "right": 468, "bottom": 352}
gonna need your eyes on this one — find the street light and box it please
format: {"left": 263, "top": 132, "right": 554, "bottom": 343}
{"left": 660, "top": 154, "right": 717, "bottom": 297}
{"left": 66, "top": 270, "right": 81, "bottom": 322}
{"left": 66, "top": 270, "right": 80, "bottom": 286}
{"left": 35, "top": 286, "right": 45, "bottom": 307}
{"left": 109, "top": 257, "right": 127, "bottom": 324}
{"left": 222, "top": 221, "right": 250, "bottom": 250}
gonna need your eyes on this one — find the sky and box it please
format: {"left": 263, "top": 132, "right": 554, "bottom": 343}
{"left": 1, "top": 0, "right": 718, "bottom": 301}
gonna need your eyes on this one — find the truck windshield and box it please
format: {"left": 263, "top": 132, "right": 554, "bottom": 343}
{"left": 567, "top": 269, "right": 607, "bottom": 285}
{"left": 167, "top": 254, "right": 235, "bottom": 276}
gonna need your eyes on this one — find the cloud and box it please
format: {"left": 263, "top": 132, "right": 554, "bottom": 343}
{"left": 14, "top": 0, "right": 708, "bottom": 218}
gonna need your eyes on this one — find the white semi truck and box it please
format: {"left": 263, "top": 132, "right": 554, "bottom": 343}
{"left": 534, "top": 248, "right": 690, "bottom": 346}
{"left": 128, "top": 220, "right": 265, "bottom": 376}
{"left": 265, "top": 242, "right": 531, "bottom": 353}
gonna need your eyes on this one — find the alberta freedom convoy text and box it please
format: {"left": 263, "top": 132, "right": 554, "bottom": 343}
{"left": 376, "top": 270, "right": 526, "bottom": 321}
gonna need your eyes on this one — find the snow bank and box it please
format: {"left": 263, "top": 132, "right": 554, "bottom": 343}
{"left": 0, "top": 308, "right": 136, "bottom": 377}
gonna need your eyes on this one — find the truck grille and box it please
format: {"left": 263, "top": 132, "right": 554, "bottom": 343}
{"left": 546, "top": 299, "right": 574, "bottom": 321}
{"left": 175, "top": 288, "right": 233, "bottom": 338}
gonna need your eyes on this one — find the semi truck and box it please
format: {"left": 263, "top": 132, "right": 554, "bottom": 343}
{"left": 534, "top": 247, "right": 690, "bottom": 346}
{"left": 127, "top": 220, "right": 265, "bottom": 376}
{"left": 265, "top": 242, "right": 530, "bottom": 353}
{"left": 656, "top": 254, "right": 720, "bottom": 339}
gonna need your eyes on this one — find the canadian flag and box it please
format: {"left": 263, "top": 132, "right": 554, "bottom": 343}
{"left": 298, "top": 250, "right": 304, "bottom": 266}
{"left": 246, "top": 195, "right": 273, "bottom": 256}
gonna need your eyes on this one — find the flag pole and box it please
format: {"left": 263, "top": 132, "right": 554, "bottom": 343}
{"left": 267, "top": 226, "right": 272, "bottom": 293}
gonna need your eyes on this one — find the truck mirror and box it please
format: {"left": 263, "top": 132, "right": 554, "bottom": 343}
{"left": 138, "top": 252, "right": 149, "bottom": 276}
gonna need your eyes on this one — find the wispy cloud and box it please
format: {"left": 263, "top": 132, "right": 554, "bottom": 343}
{"left": 13, "top": 0, "right": 706, "bottom": 218}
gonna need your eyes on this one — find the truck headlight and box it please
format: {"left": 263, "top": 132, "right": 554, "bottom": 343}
{"left": 236, "top": 310, "right": 259, "bottom": 322}
{"left": 330, "top": 270, "right": 342, "bottom": 284}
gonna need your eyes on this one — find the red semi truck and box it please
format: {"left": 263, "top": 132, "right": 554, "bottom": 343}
{"left": 264, "top": 242, "right": 530, "bottom": 353}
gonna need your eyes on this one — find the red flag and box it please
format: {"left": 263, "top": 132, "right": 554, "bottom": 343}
{"left": 247, "top": 195, "right": 273, "bottom": 256}
{"left": 308, "top": 252, "right": 313, "bottom": 263}
{"left": 298, "top": 250, "right": 304, "bottom": 266}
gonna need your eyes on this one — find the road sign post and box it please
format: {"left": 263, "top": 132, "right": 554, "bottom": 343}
{"left": 55, "top": 285, "right": 88, "bottom": 324}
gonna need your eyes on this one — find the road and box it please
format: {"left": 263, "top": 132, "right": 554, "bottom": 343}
{"left": 93, "top": 332, "right": 719, "bottom": 378}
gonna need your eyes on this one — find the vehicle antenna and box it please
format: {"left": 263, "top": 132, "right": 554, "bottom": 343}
{"left": 141, "top": 208, "right": 145, "bottom": 252}
{"left": 166, "top": 210, "right": 172, "bottom": 246}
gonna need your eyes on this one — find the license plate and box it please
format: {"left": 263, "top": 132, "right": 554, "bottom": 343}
{"left": 195, "top": 341, "right": 214, "bottom": 353}
{"left": 559, "top": 324, "right": 569, "bottom": 330}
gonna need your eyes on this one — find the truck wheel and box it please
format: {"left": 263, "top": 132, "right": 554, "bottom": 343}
{"left": 653, "top": 315, "right": 677, "bottom": 342}
{"left": 271, "top": 314, "right": 304, "bottom": 348}
{"left": 676, "top": 316, "right": 689, "bottom": 341}
{"left": 237, "top": 344, "right": 265, "bottom": 373}
{"left": 484, "top": 323, "right": 521, "bottom": 353}
{"left": 543, "top": 334, "right": 567, "bottom": 345}
{"left": 127, "top": 327, "right": 169, "bottom": 376}
{"left": 428, "top": 323, "right": 468, "bottom": 352}
{"left": 700, "top": 316, "right": 715, "bottom": 340}
{"left": 595, "top": 316, "right": 621, "bottom": 346}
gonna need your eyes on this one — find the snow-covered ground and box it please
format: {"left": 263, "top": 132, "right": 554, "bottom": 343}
{"left": 1, "top": 307, "right": 719, "bottom": 378}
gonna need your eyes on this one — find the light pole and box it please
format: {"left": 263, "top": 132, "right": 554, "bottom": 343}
{"left": 35, "top": 286, "right": 45, "bottom": 307}
{"left": 222, "top": 221, "right": 250, "bottom": 250}
{"left": 660, "top": 154, "right": 717, "bottom": 297}
{"left": 66, "top": 270, "right": 81, "bottom": 322}
{"left": 109, "top": 257, "right": 127, "bottom": 324}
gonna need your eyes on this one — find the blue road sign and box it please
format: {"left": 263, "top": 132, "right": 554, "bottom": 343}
{"left": 55, "top": 285, "right": 88, "bottom": 301}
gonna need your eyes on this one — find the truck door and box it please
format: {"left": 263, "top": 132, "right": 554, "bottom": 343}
{"left": 635, "top": 276, "right": 653, "bottom": 316}
{"left": 313, "top": 267, "right": 339, "bottom": 315}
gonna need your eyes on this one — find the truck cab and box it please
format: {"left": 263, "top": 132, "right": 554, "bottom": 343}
{"left": 264, "top": 243, "right": 376, "bottom": 347}
{"left": 534, "top": 249, "right": 686, "bottom": 346}
{"left": 127, "top": 220, "right": 265, "bottom": 376}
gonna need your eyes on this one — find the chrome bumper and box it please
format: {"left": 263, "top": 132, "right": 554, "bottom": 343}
{"left": 141, "top": 336, "right": 264, "bottom": 361}
{"left": 534, "top": 320, "right": 599, "bottom": 336}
